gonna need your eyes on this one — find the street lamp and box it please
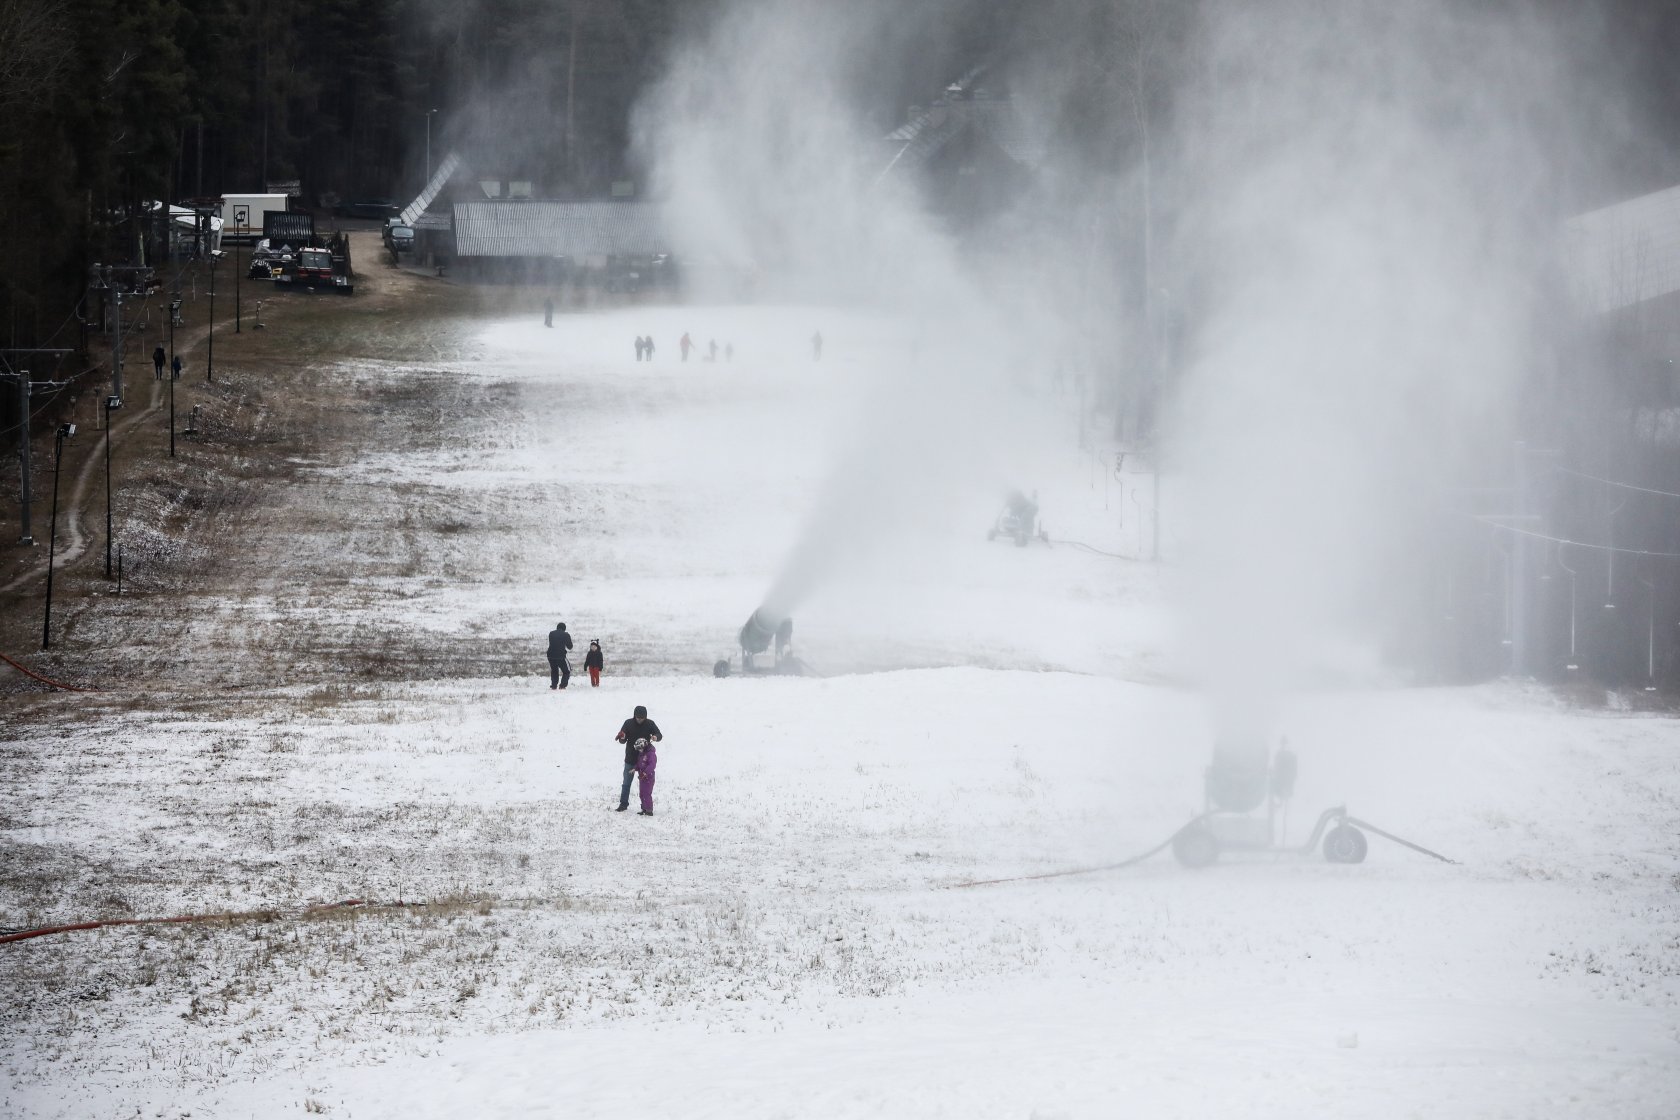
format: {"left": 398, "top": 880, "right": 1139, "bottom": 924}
{"left": 42, "top": 423, "right": 76, "bottom": 650}
{"left": 233, "top": 204, "right": 247, "bottom": 334}
{"left": 169, "top": 292, "right": 179, "bottom": 458}
{"left": 207, "top": 250, "right": 218, "bottom": 383}
{"left": 104, "top": 394, "right": 122, "bottom": 579}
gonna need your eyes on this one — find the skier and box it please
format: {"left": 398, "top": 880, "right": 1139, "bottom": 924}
{"left": 633, "top": 734, "right": 658, "bottom": 815}
{"left": 547, "top": 621, "right": 573, "bottom": 689}
{"left": 585, "top": 640, "right": 604, "bottom": 687}
{"left": 680, "top": 332, "right": 693, "bottom": 361}
{"left": 152, "top": 343, "right": 166, "bottom": 380}
{"left": 615, "top": 705, "right": 662, "bottom": 812}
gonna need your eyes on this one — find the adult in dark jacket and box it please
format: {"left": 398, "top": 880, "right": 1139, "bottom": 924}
{"left": 152, "top": 344, "right": 167, "bottom": 379}
{"left": 547, "top": 622, "right": 573, "bottom": 689}
{"left": 614, "top": 705, "right": 662, "bottom": 811}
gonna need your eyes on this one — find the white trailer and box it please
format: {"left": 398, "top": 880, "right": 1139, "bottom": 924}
{"left": 220, "top": 194, "right": 290, "bottom": 244}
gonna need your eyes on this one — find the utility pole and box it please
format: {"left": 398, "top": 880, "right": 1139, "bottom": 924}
{"left": 104, "top": 394, "right": 123, "bottom": 578}
{"left": 1511, "top": 440, "right": 1529, "bottom": 675}
{"left": 234, "top": 204, "right": 247, "bottom": 333}
{"left": 42, "top": 423, "right": 76, "bottom": 650}
{"left": 0, "top": 350, "right": 71, "bottom": 545}
{"left": 111, "top": 286, "right": 124, "bottom": 402}
{"left": 13, "top": 370, "right": 27, "bottom": 543}
{"left": 207, "top": 253, "right": 216, "bottom": 382}
{"left": 426, "top": 109, "right": 438, "bottom": 185}
{"left": 169, "top": 291, "right": 179, "bottom": 457}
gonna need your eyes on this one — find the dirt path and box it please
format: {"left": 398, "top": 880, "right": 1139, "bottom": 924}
{"left": 0, "top": 233, "right": 505, "bottom": 690}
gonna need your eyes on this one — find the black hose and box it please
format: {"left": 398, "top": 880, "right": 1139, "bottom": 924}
{"left": 1346, "top": 817, "right": 1459, "bottom": 864}
{"left": 946, "top": 817, "right": 1205, "bottom": 888}
{"left": 1048, "top": 536, "right": 1139, "bottom": 561}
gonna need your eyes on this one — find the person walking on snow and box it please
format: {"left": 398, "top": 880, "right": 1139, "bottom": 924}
{"left": 645, "top": 335, "right": 656, "bottom": 361}
{"left": 171, "top": 353, "right": 182, "bottom": 380}
{"left": 544, "top": 298, "right": 555, "bottom": 327}
{"left": 585, "top": 640, "right": 604, "bottom": 686}
{"left": 615, "top": 705, "right": 662, "bottom": 812}
{"left": 152, "top": 343, "right": 166, "bottom": 379}
{"left": 680, "top": 332, "right": 692, "bottom": 361}
{"left": 633, "top": 735, "right": 658, "bottom": 815}
{"left": 547, "top": 621, "right": 574, "bottom": 689}
{"left": 634, "top": 336, "right": 645, "bottom": 361}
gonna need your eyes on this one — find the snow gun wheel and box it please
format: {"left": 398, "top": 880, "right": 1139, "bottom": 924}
{"left": 1323, "top": 824, "right": 1368, "bottom": 864}
{"left": 1171, "top": 824, "right": 1219, "bottom": 868}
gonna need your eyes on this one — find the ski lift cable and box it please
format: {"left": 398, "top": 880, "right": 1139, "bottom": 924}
{"left": 1551, "top": 464, "right": 1680, "bottom": 500}
{"left": 0, "top": 388, "right": 75, "bottom": 440}
{"left": 1470, "top": 514, "right": 1680, "bottom": 558}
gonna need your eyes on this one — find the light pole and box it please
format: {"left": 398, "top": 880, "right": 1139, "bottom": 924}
{"left": 207, "top": 251, "right": 217, "bottom": 382}
{"left": 234, "top": 204, "right": 247, "bottom": 333}
{"left": 169, "top": 292, "right": 178, "bottom": 458}
{"left": 42, "top": 423, "right": 75, "bottom": 650}
{"left": 104, "top": 394, "right": 122, "bottom": 579}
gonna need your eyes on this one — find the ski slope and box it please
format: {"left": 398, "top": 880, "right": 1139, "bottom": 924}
{"left": 3, "top": 306, "right": 1677, "bottom": 1118}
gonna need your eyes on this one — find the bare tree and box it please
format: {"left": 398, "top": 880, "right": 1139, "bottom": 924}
{"left": 0, "top": 0, "right": 70, "bottom": 112}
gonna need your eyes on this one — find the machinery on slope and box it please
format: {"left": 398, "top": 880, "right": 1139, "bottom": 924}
{"left": 988, "top": 490, "right": 1049, "bottom": 547}
{"left": 713, "top": 608, "right": 806, "bottom": 677}
{"left": 1169, "top": 735, "right": 1379, "bottom": 867}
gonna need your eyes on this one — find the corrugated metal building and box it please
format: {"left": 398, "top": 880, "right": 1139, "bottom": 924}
{"left": 453, "top": 201, "right": 667, "bottom": 260}
{"left": 1564, "top": 185, "right": 1680, "bottom": 314}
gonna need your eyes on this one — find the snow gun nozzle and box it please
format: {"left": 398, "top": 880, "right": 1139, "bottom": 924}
{"left": 736, "top": 608, "right": 797, "bottom": 674}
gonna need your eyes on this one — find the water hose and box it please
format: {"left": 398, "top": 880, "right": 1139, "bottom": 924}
{"left": 0, "top": 651, "right": 95, "bottom": 692}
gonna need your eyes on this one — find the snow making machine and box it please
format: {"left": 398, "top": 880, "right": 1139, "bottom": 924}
{"left": 713, "top": 608, "right": 806, "bottom": 677}
{"left": 987, "top": 490, "right": 1049, "bottom": 547}
{"left": 1169, "top": 736, "right": 1374, "bottom": 868}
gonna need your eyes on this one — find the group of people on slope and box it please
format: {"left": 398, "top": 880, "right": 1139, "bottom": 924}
{"left": 151, "top": 344, "right": 182, "bottom": 380}
{"left": 547, "top": 624, "right": 660, "bottom": 814}
{"left": 546, "top": 622, "right": 605, "bottom": 689}
{"left": 672, "top": 333, "right": 734, "bottom": 363}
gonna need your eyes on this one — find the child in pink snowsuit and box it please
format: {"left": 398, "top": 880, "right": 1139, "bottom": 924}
{"left": 634, "top": 737, "right": 657, "bottom": 815}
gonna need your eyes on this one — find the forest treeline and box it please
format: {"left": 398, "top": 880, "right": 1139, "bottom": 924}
{"left": 0, "top": 0, "right": 701, "bottom": 351}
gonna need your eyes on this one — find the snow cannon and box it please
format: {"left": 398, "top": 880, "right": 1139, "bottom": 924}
{"left": 1205, "top": 735, "right": 1270, "bottom": 813}
{"left": 1171, "top": 738, "right": 1377, "bottom": 869}
{"left": 739, "top": 608, "right": 794, "bottom": 671}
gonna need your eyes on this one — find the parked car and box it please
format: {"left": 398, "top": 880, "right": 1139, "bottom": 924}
{"left": 383, "top": 219, "right": 415, "bottom": 256}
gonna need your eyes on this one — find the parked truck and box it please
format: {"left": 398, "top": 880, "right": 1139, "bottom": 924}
{"left": 272, "top": 240, "right": 355, "bottom": 295}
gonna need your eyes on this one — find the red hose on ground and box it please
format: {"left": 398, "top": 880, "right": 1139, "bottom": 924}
{"left": 0, "top": 899, "right": 366, "bottom": 945}
{"left": 0, "top": 651, "right": 96, "bottom": 692}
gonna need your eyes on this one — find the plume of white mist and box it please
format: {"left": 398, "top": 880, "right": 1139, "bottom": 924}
{"left": 631, "top": 0, "right": 1045, "bottom": 626}
{"left": 1169, "top": 0, "right": 1584, "bottom": 723}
